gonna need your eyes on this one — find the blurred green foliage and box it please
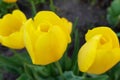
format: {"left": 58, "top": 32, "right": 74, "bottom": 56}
{"left": 107, "top": 0, "right": 120, "bottom": 27}
{"left": 0, "top": 1, "right": 17, "bottom": 17}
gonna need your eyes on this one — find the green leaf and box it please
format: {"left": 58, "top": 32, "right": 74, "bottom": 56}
{"left": 0, "top": 50, "right": 31, "bottom": 75}
{"left": 60, "top": 52, "right": 72, "bottom": 70}
{"left": 24, "top": 63, "right": 51, "bottom": 80}
{"left": 60, "top": 71, "right": 82, "bottom": 80}
{"left": 16, "top": 73, "right": 30, "bottom": 80}
{"left": 107, "top": 63, "right": 120, "bottom": 80}
{"left": 0, "top": 73, "right": 3, "bottom": 80}
{"left": 83, "top": 75, "right": 109, "bottom": 80}
{"left": 107, "top": 0, "right": 120, "bottom": 27}
{"left": 0, "top": 55, "right": 22, "bottom": 74}
{"left": 49, "top": 0, "right": 56, "bottom": 12}
{"left": 35, "top": 0, "right": 46, "bottom": 4}
{"left": 24, "top": 63, "right": 35, "bottom": 80}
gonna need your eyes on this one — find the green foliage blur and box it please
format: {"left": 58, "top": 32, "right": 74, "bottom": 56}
{"left": 107, "top": 0, "right": 120, "bottom": 27}
{"left": 0, "top": 0, "right": 17, "bottom": 17}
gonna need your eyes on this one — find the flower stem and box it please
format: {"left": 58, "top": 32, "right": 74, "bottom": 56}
{"left": 82, "top": 73, "right": 87, "bottom": 79}
{"left": 30, "top": 0, "right": 37, "bottom": 17}
{"left": 50, "top": 0, "right": 56, "bottom": 12}
{"left": 55, "top": 61, "right": 65, "bottom": 80}
{"left": 14, "top": 3, "right": 19, "bottom": 9}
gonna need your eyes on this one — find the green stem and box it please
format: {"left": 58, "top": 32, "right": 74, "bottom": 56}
{"left": 55, "top": 61, "right": 65, "bottom": 80}
{"left": 90, "top": 0, "right": 97, "bottom": 6}
{"left": 50, "top": 0, "right": 56, "bottom": 12}
{"left": 82, "top": 73, "right": 87, "bottom": 79}
{"left": 14, "top": 3, "right": 19, "bottom": 9}
{"left": 30, "top": 0, "right": 37, "bottom": 17}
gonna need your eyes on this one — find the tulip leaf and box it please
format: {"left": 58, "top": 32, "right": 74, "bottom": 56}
{"left": 83, "top": 75, "right": 109, "bottom": 80}
{"left": 107, "top": 0, "right": 120, "bottom": 27}
{"left": 0, "top": 1, "right": 17, "bottom": 17}
{"left": 0, "top": 50, "right": 32, "bottom": 76}
{"left": 107, "top": 63, "right": 120, "bottom": 80}
{"left": 60, "top": 52, "right": 72, "bottom": 70}
{"left": 0, "top": 73, "right": 3, "bottom": 80}
{"left": 0, "top": 54, "right": 22, "bottom": 74}
{"left": 58, "top": 71, "right": 109, "bottom": 80}
{"left": 24, "top": 63, "right": 51, "bottom": 80}
{"left": 34, "top": 0, "right": 46, "bottom": 4}
{"left": 16, "top": 73, "right": 30, "bottom": 80}
{"left": 58, "top": 71, "right": 82, "bottom": 80}
{"left": 49, "top": 0, "right": 56, "bottom": 12}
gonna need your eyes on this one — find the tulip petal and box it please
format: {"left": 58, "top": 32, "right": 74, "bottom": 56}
{"left": 24, "top": 19, "right": 40, "bottom": 63}
{"left": 0, "top": 14, "right": 22, "bottom": 36}
{"left": 87, "top": 48, "right": 120, "bottom": 74}
{"left": 34, "top": 26, "right": 67, "bottom": 65}
{"left": 61, "top": 18, "right": 72, "bottom": 43}
{"left": 34, "top": 11, "right": 72, "bottom": 43}
{"left": 61, "top": 18, "right": 72, "bottom": 34}
{"left": 12, "top": 10, "right": 26, "bottom": 24}
{"left": 86, "top": 27, "right": 119, "bottom": 48}
{"left": 3, "top": 0, "right": 17, "bottom": 3}
{"left": 34, "top": 11, "right": 61, "bottom": 26}
{"left": 78, "top": 35, "right": 102, "bottom": 72}
{"left": 0, "top": 31, "right": 24, "bottom": 49}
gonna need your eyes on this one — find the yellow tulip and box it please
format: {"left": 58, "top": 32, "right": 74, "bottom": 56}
{"left": 78, "top": 27, "right": 120, "bottom": 74}
{"left": 24, "top": 11, "right": 72, "bottom": 65}
{"left": 0, "top": 10, "right": 26, "bottom": 49}
{"left": 3, "top": 0, "right": 17, "bottom": 3}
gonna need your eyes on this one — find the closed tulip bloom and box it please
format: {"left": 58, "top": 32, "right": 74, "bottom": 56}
{"left": 0, "top": 10, "right": 26, "bottom": 49}
{"left": 78, "top": 27, "right": 120, "bottom": 74}
{"left": 24, "top": 11, "right": 72, "bottom": 65}
{"left": 3, "top": 0, "right": 17, "bottom": 3}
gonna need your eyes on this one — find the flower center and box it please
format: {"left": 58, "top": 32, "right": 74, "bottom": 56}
{"left": 100, "top": 37, "right": 107, "bottom": 45}
{"left": 39, "top": 22, "right": 52, "bottom": 32}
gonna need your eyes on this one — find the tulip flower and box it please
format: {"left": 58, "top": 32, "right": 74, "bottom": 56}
{"left": 24, "top": 11, "right": 72, "bottom": 65}
{"left": 0, "top": 10, "right": 26, "bottom": 49}
{"left": 78, "top": 27, "right": 120, "bottom": 74}
{"left": 3, "top": 0, "right": 17, "bottom": 3}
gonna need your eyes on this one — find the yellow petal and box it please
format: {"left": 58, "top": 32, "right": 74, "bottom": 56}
{"left": 86, "top": 27, "right": 119, "bottom": 48}
{"left": 0, "top": 31, "right": 24, "bottom": 49}
{"left": 24, "top": 19, "right": 40, "bottom": 63}
{"left": 61, "top": 18, "right": 72, "bottom": 34}
{"left": 0, "top": 10, "right": 26, "bottom": 36}
{"left": 34, "top": 11, "right": 72, "bottom": 43}
{"left": 34, "top": 11, "right": 61, "bottom": 26}
{"left": 61, "top": 18, "right": 72, "bottom": 43}
{"left": 34, "top": 26, "right": 67, "bottom": 65}
{"left": 0, "top": 35, "right": 2, "bottom": 42}
{"left": 0, "top": 14, "right": 21, "bottom": 36}
{"left": 12, "top": 10, "right": 26, "bottom": 24}
{"left": 3, "top": 0, "right": 17, "bottom": 3}
{"left": 87, "top": 48, "right": 120, "bottom": 74}
{"left": 78, "top": 35, "right": 102, "bottom": 72}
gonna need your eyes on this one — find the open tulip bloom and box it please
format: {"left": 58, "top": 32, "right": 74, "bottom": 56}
{"left": 23, "top": 11, "right": 72, "bottom": 65}
{"left": 0, "top": 10, "right": 26, "bottom": 49}
{"left": 78, "top": 27, "right": 120, "bottom": 74}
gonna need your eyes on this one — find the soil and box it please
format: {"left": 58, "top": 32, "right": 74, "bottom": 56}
{"left": 54, "top": 0, "right": 112, "bottom": 48}
{"left": 55, "top": 0, "right": 111, "bottom": 31}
